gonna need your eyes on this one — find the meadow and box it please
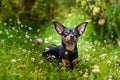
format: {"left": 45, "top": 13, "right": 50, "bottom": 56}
{"left": 0, "top": 19, "right": 120, "bottom": 80}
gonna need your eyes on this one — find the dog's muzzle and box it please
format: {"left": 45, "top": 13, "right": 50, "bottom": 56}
{"left": 67, "top": 36, "right": 75, "bottom": 44}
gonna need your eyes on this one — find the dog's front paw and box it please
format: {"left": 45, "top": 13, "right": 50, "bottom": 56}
{"left": 42, "top": 47, "right": 50, "bottom": 57}
{"left": 44, "top": 47, "right": 50, "bottom": 52}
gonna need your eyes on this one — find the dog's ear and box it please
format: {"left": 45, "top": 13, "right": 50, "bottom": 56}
{"left": 53, "top": 22, "right": 65, "bottom": 35}
{"left": 76, "top": 22, "right": 88, "bottom": 35}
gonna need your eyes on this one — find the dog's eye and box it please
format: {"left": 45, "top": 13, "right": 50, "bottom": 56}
{"left": 64, "top": 31, "right": 70, "bottom": 35}
{"left": 73, "top": 31, "right": 78, "bottom": 36}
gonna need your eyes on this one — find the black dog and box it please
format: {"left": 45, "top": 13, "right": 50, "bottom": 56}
{"left": 43, "top": 22, "right": 88, "bottom": 69}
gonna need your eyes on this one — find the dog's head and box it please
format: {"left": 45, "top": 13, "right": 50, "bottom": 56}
{"left": 53, "top": 22, "right": 88, "bottom": 45}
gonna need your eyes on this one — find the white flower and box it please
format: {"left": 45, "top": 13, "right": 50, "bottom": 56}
{"left": 32, "top": 44, "right": 35, "bottom": 46}
{"left": 44, "top": 38, "right": 48, "bottom": 43}
{"left": 30, "top": 39, "right": 32, "bottom": 41}
{"left": 108, "top": 76, "right": 113, "bottom": 80}
{"left": 31, "top": 58, "right": 35, "bottom": 62}
{"left": 9, "top": 19, "right": 12, "bottom": 21}
{"left": 21, "top": 24, "right": 24, "bottom": 28}
{"left": 39, "top": 60, "right": 44, "bottom": 64}
{"left": 92, "top": 7, "right": 100, "bottom": 15}
{"left": 1, "top": 39, "right": 5, "bottom": 43}
{"left": 37, "top": 29, "right": 40, "bottom": 32}
{"left": 25, "top": 25, "right": 27, "bottom": 28}
{"left": 18, "top": 36, "right": 21, "bottom": 38}
{"left": 92, "top": 68, "right": 100, "bottom": 73}
{"left": 0, "top": 31, "right": 2, "bottom": 34}
{"left": 25, "top": 35, "right": 30, "bottom": 39}
{"left": 100, "top": 54, "right": 107, "bottom": 59}
{"left": 11, "top": 59, "right": 17, "bottom": 63}
{"left": 28, "top": 27, "right": 32, "bottom": 30}
{"left": 98, "top": 19, "right": 105, "bottom": 26}
{"left": 9, "top": 35, "right": 13, "bottom": 38}
{"left": 92, "top": 65, "right": 100, "bottom": 73}
{"left": 6, "top": 31, "right": 9, "bottom": 35}
{"left": 22, "top": 49, "right": 27, "bottom": 53}
{"left": 48, "top": 37, "right": 52, "bottom": 41}
{"left": 106, "top": 60, "right": 111, "bottom": 65}
{"left": 4, "top": 22, "right": 7, "bottom": 26}
{"left": 16, "top": 30, "right": 18, "bottom": 32}
{"left": 93, "top": 65, "right": 100, "bottom": 69}
{"left": 17, "top": 21, "right": 21, "bottom": 24}
{"left": 54, "top": 40, "right": 59, "bottom": 43}
{"left": 92, "top": 49, "right": 96, "bottom": 51}
{"left": 12, "top": 27, "right": 15, "bottom": 31}
{"left": 83, "top": 72, "right": 88, "bottom": 78}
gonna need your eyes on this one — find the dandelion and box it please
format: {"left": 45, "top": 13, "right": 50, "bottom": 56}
{"left": 11, "top": 59, "right": 17, "bottom": 63}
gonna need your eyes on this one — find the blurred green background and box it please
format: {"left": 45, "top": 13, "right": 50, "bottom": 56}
{"left": 0, "top": 0, "right": 120, "bottom": 80}
{"left": 0, "top": 0, "right": 120, "bottom": 44}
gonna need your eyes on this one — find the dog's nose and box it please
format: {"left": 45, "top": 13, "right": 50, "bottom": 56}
{"left": 70, "top": 34, "right": 74, "bottom": 38}
{"left": 70, "top": 35, "right": 74, "bottom": 40}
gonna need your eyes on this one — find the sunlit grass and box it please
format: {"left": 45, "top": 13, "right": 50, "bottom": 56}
{"left": 0, "top": 19, "right": 120, "bottom": 80}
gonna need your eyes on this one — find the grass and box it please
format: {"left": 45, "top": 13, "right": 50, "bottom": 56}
{"left": 0, "top": 19, "right": 120, "bottom": 80}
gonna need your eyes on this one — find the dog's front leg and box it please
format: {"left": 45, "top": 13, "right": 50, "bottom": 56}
{"left": 61, "top": 59, "right": 70, "bottom": 65}
{"left": 71, "top": 58, "right": 78, "bottom": 69}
